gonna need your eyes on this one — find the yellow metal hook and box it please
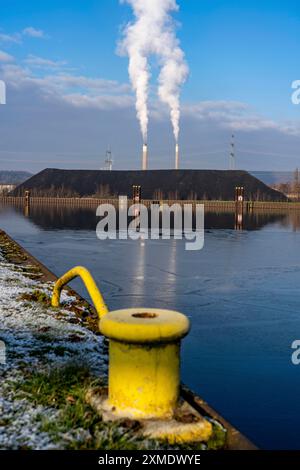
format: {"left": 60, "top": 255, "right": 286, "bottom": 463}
{"left": 51, "top": 266, "right": 109, "bottom": 318}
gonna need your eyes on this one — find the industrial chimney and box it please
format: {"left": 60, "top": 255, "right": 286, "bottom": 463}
{"left": 175, "top": 143, "right": 179, "bottom": 170}
{"left": 142, "top": 143, "right": 148, "bottom": 170}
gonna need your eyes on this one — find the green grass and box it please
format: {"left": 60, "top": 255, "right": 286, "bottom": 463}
{"left": 13, "top": 363, "right": 227, "bottom": 450}
{"left": 207, "top": 422, "right": 227, "bottom": 450}
{"left": 19, "top": 289, "right": 51, "bottom": 307}
{"left": 14, "top": 363, "right": 157, "bottom": 450}
{"left": 18, "top": 363, "right": 94, "bottom": 407}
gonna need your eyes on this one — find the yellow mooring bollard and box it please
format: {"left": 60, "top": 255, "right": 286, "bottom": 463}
{"left": 52, "top": 267, "right": 212, "bottom": 443}
{"left": 99, "top": 308, "right": 190, "bottom": 419}
{"left": 52, "top": 269, "right": 190, "bottom": 419}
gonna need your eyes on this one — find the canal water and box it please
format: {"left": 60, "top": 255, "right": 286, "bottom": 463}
{"left": 1, "top": 203, "right": 300, "bottom": 450}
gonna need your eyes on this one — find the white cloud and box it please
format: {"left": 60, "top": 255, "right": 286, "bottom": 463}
{"left": 24, "top": 55, "right": 67, "bottom": 69}
{"left": 49, "top": 74, "right": 131, "bottom": 94}
{"left": 0, "top": 64, "right": 31, "bottom": 87}
{"left": 0, "top": 50, "right": 14, "bottom": 62}
{"left": 62, "top": 93, "right": 134, "bottom": 109}
{"left": 22, "top": 27, "right": 45, "bottom": 38}
{"left": 2, "top": 59, "right": 300, "bottom": 138}
{"left": 2, "top": 59, "right": 300, "bottom": 136}
{"left": 0, "top": 33, "right": 21, "bottom": 44}
{"left": 182, "top": 101, "right": 300, "bottom": 136}
{"left": 0, "top": 62, "right": 133, "bottom": 110}
{"left": 1, "top": 58, "right": 300, "bottom": 172}
{"left": 0, "top": 27, "right": 46, "bottom": 45}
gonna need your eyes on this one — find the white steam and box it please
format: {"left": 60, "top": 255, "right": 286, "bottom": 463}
{"left": 120, "top": 0, "right": 188, "bottom": 144}
{"left": 119, "top": 0, "right": 152, "bottom": 144}
{"left": 153, "top": 1, "right": 189, "bottom": 142}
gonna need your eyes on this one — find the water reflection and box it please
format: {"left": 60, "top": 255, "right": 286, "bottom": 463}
{"left": 1, "top": 202, "right": 300, "bottom": 449}
{"left": 0, "top": 202, "right": 293, "bottom": 231}
{"left": 131, "top": 238, "right": 146, "bottom": 300}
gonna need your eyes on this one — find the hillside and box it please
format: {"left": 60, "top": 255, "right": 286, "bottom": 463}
{"left": 12, "top": 168, "right": 286, "bottom": 201}
{"left": 0, "top": 171, "right": 32, "bottom": 184}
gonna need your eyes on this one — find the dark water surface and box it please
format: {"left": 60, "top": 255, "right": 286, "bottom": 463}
{"left": 1, "top": 203, "right": 300, "bottom": 450}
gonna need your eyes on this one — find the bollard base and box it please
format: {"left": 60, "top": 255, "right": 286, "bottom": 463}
{"left": 85, "top": 387, "right": 213, "bottom": 445}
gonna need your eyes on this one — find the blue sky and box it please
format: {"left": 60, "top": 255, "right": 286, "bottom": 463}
{"left": 0, "top": 0, "right": 300, "bottom": 172}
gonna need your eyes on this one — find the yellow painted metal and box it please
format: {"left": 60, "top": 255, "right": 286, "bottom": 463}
{"left": 107, "top": 340, "right": 180, "bottom": 419}
{"left": 143, "top": 418, "right": 213, "bottom": 444}
{"left": 99, "top": 308, "right": 190, "bottom": 419}
{"left": 51, "top": 266, "right": 109, "bottom": 319}
{"left": 52, "top": 268, "right": 191, "bottom": 421}
{"left": 99, "top": 308, "right": 190, "bottom": 344}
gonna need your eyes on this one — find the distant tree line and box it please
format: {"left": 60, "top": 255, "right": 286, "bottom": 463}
{"left": 14, "top": 185, "right": 81, "bottom": 198}
{"left": 11, "top": 183, "right": 284, "bottom": 202}
{"left": 272, "top": 168, "right": 300, "bottom": 201}
{"left": 14, "top": 184, "right": 116, "bottom": 198}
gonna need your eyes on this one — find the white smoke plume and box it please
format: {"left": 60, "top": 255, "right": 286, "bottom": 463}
{"left": 156, "top": 6, "right": 189, "bottom": 143}
{"left": 120, "top": 0, "right": 188, "bottom": 144}
{"left": 119, "top": 0, "right": 152, "bottom": 144}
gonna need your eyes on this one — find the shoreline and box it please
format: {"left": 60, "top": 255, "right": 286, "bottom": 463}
{"left": 0, "top": 196, "right": 299, "bottom": 211}
{"left": 0, "top": 229, "right": 256, "bottom": 450}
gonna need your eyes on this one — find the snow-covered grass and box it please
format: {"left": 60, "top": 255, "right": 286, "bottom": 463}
{"left": 0, "top": 251, "right": 111, "bottom": 449}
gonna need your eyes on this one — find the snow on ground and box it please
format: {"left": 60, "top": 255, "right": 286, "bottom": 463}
{"left": 0, "top": 253, "right": 105, "bottom": 449}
